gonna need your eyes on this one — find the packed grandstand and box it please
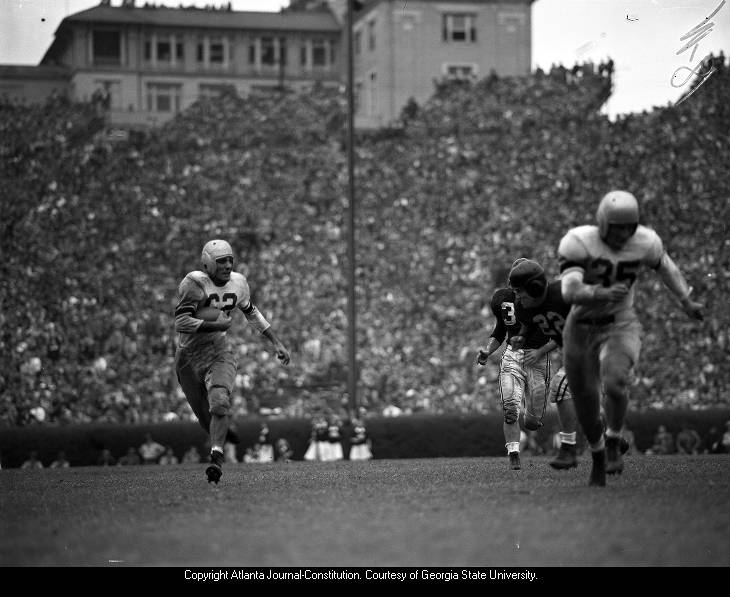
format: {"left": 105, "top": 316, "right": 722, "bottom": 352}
{"left": 1, "top": 55, "right": 727, "bottom": 426}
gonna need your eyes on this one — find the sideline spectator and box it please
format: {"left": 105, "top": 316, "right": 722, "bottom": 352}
{"left": 649, "top": 425, "right": 675, "bottom": 455}
{"left": 97, "top": 448, "right": 116, "bottom": 466}
{"left": 119, "top": 446, "right": 142, "bottom": 466}
{"left": 139, "top": 432, "right": 165, "bottom": 465}
{"left": 50, "top": 451, "right": 71, "bottom": 468}
{"left": 181, "top": 445, "right": 203, "bottom": 463}
{"left": 676, "top": 426, "right": 702, "bottom": 455}
{"left": 158, "top": 446, "right": 179, "bottom": 465}
{"left": 21, "top": 451, "right": 44, "bottom": 469}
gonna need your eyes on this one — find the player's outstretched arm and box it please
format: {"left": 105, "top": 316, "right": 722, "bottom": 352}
{"left": 656, "top": 253, "right": 703, "bottom": 320}
{"left": 262, "top": 327, "right": 291, "bottom": 365}
{"left": 477, "top": 336, "right": 503, "bottom": 365}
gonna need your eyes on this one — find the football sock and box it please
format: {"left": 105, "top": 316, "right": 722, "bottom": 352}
{"left": 506, "top": 442, "right": 520, "bottom": 454}
{"left": 605, "top": 428, "right": 622, "bottom": 439}
{"left": 559, "top": 432, "right": 577, "bottom": 445}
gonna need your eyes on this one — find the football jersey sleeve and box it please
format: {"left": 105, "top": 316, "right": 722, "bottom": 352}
{"left": 643, "top": 228, "right": 665, "bottom": 269}
{"left": 558, "top": 229, "right": 589, "bottom": 276}
{"left": 174, "top": 274, "right": 206, "bottom": 334}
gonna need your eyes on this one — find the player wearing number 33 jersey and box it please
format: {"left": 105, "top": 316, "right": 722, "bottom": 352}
{"left": 476, "top": 259, "right": 554, "bottom": 471}
{"left": 558, "top": 190, "right": 703, "bottom": 487}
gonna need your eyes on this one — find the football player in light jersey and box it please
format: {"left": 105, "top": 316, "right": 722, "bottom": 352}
{"left": 476, "top": 259, "right": 554, "bottom": 471}
{"left": 507, "top": 259, "right": 580, "bottom": 470}
{"left": 558, "top": 190, "right": 703, "bottom": 487}
{"left": 174, "top": 239, "right": 290, "bottom": 484}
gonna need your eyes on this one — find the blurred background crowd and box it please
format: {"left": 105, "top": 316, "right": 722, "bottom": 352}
{"left": 1, "top": 55, "right": 728, "bottom": 427}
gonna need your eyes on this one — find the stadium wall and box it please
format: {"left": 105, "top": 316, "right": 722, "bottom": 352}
{"left": 1, "top": 409, "right": 728, "bottom": 468}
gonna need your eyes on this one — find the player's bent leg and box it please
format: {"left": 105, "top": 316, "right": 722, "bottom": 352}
{"left": 175, "top": 358, "right": 212, "bottom": 432}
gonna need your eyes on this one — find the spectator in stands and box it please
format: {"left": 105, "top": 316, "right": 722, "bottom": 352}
{"left": 50, "top": 450, "right": 71, "bottom": 468}
{"left": 139, "top": 432, "right": 165, "bottom": 465}
{"left": 21, "top": 451, "right": 44, "bottom": 469}
{"left": 649, "top": 425, "right": 676, "bottom": 455}
{"left": 676, "top": 426, "right": 702, "bottom": 455}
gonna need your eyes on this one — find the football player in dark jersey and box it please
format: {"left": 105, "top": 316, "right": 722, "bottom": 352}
{"left": 476, "top": 259, "right": 554, "bottom": 470}
{"left": 507, "top": 259, "right": 579, "bottom": 470}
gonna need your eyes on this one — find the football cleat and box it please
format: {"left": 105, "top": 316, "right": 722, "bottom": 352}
{"left": 606, "top": 437, "right": 624, "bottom": 475}
{"left": 549, "top": 443, "right": 578, "bottom": 470}
{"left": 619, "top": 436, "right": 630, "bottom": 455}
{"left": 509, "top": 452, "right": 521, "bottom": 470}
{"left": 205, "top": 449, "right": 225, "bottom": 484}
{"left": 589, "top": 449, "right": 607, "bottom": 487}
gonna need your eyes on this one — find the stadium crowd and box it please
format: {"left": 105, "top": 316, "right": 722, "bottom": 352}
{"left": 1, "top": 55, "right": 728, "bottom": 426}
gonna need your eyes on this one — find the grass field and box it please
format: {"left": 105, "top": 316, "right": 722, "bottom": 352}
{"left": 1, "top": 454, "right": 728, "bottom": 568}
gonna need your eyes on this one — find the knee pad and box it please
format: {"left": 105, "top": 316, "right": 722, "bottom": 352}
{"left": 504, "top": 405, "right": 519, "bottom": 425}
{"left": 549, "top": 369, "right": 571, "bottom": 404}
{"left": 208, "top": 386, "right": 230, "bottom": 417}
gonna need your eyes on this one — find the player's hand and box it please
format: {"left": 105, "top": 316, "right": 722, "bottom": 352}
{"left": 681, "top": 298, "right": 704, "bottom": 321}
{"left": 522, "top": 349, "right": 542, "bottom": 366}
{"left": 510, "top": 335, "right": 525, "bottom": 350}
{"left": 476, "top": 349, "right": 490, "bottom": 366}
{"left": 214, "top": 311, "right": 233, "bottom": 331}
{"left": 595, "top": 283, "right": 630, "bottom": 303}
{"left": 274, "top": 342, "right": 291, "bottom": 365}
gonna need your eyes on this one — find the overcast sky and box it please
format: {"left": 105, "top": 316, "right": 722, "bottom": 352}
{"left": 1, "top": 0, "right": 728, "bottom": 117}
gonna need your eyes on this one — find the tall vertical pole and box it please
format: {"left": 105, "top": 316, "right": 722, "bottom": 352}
{"left": 346, "top": 0, "right": 358, "bottom": 415}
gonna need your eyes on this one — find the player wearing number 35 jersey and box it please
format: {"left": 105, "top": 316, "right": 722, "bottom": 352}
{"left": 174, "top": 239, "right": 290, "bottom": 484}
{"left": 476, "top": 259, "right": 554, "bottom": 471}
{"left": 559, "top": 190, "right": 703, "bottom": 487}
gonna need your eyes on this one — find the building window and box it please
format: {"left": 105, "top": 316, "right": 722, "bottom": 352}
{"left": 157, "top": 39, "right": 171, "bottom": 62}
{"left": 312, "top": 39, "right": 327, "bottom": 67}
{"left": 261, "top": 37, "right": 276, "bottom": 66}
{"left": 442, "top": 14, "right": 477, "bottom": 43}
{"left": 93, "top": 30, "right": 121, "bottom": 65}
{"left": 209, "top": 37, "right": 224, "bottom": 64}
{"left": 300, "top": 43, "right": 307, "bottom": 66}
{"left": 443, "top": 63, "right": 478, "bottom": 80}
{"left": 368, "top": 19, "right": 376, "bottom": 51}
{"left": 249, "top": 42, "right": 257, "bottom": 65}
{"left": 197, "top": 41, "right": 205, "bottom": 63}
{"left": 354, "top": 30, "right": 361, "bottom": 56}
{"left": 147, "top": 82, "right": 181, "bottom": 113}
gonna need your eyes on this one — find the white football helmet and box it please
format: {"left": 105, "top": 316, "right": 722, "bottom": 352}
{"left": 596, "top": 190, "right": 639, "bottom": 239}
{"left": 201, "top": 239, "right": 234, "bottom": 275}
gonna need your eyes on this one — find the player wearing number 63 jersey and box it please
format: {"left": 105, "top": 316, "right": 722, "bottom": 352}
{"left": 174, "top": 239, "right": 290, "bottom": 484}
{"left": 558, "top": 190, "right": 703, "bottom": 487}
{"left": 476, "top": 259, "right": 553, "bottom": 471}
